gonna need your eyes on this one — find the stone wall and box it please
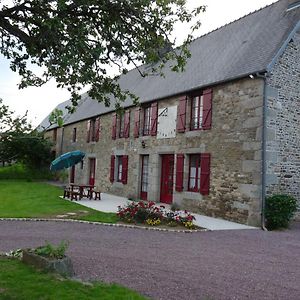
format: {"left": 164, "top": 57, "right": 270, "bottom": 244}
{"left": 54, "top": 77, "right": 264, "bottom": 226}
{"left": 265, "top": 34, "right": 300, "bottom": 208}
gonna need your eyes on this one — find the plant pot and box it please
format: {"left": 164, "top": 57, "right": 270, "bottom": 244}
{"left": 22, "top": 249, "right": 74, "bottom": 277}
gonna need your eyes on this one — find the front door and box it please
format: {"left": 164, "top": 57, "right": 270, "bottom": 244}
{"left": 160, "top": 154, "right": 174, "bottom": 204}
{"left": 89, "top": 158, "right": 96, "bottom": 186}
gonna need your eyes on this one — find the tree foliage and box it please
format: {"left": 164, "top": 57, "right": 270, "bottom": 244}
{"left": 0, "top": 99, "right": 53, "bottom": 168}
{"left": 0, "top": 0, "right": 205, "bottom": 109}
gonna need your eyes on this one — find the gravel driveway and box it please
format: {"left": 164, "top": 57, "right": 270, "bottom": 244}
{"left": 0, "top": 220, "right": 299, "bottom": 300}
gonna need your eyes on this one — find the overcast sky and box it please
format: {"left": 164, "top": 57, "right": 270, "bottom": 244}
{"left": 0, "top": 0, "right": 276, "bottom": 126}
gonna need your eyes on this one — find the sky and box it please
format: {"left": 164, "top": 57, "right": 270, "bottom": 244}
{"left": 0, "top": 0, "right": 276, "bottom": 126}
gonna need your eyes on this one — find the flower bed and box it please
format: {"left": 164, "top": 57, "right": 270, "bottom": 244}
{"left": 117, "top": 201, "right": 197, "bottom": 230}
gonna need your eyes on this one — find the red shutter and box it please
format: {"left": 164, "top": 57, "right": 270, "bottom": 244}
{"left": 86, "top": 120, "right": 91, "bottom": 143}
{"left": 95, "top": 117, "right": 100, "bottom": 142}
{"left": 112, "top": 113, "right": 117, "bottom": 140}
{"left": 177, "top": 96, "right": 187, "bottom": 133}
{"left": 150, "top": 102, "right": 158, "bottom": 136}
{"left": 202, "top": 89, "right": 213, "bottom": 130}
{"left": 134, "top": 108, "right": 141, "bottom": 138}
{"left": 124, "top": 110, "right": 130, "bottom": 138}
{"left": 175, "top": 154, "right": 185, "bottom": 192}
{"left": 200, "top": 153, "right": 211, "bottom": 195}
{"left": 110, "top": 155, "right": 115, "bottom": 183}
{"left": 122, "top": 155, "right": 128, "bottom": 184}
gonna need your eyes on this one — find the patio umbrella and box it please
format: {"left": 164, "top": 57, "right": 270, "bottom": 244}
{"left": 50, "top": 150, "right": 85, "bottom": 171}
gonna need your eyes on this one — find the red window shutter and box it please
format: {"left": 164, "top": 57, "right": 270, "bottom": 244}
{"left": 124, "top": 110, "right": 130, "bottom": 138}
{"left": 122, "top": 155, "right": 128, "bottom": 184}
{"left": 110, "top": 155, "right": 115, "bottom": 183}
{"left": 86, "top": 120, "right": 91, "bottom": 143}
{"left": 177, "top": 96, "right": 187, "bottom": 133}
{"left": 134, "top": 108, "right": 141, "bottom": 138}
{"left": 150, "top": 102, "right": 158, "bottom": 136}
{"left": 95, "top": 117, "right": 100, "bottom": 142}
{"left": 200, "top": 153, "right": 211, "bottom": 195}
{"left": 112, "top": 113, "right": 117, "bottom": 140}
{"left": 202, "top": 89, "right": 213, "bottom": 130}
{"left": 175, "top": 154, "right": 185, "bottom": 192}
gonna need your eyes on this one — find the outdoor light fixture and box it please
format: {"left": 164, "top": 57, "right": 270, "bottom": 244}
{"left": 141, "top": 140, "right": 146, "bottom": 148}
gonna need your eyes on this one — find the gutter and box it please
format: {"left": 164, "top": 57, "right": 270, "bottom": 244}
{"left": 255, "top": 72, "right": 268, "bottom": 231}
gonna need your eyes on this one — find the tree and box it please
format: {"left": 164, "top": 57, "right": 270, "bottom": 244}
{"left": 0, "top": 99, "right": 53, "bottom": 168}
{"left": 0, "top": 1, "right": 204, "bottom": 110}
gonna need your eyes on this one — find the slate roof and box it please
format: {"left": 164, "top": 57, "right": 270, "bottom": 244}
{"left": 39, "top": 0, "right": 300, "bottom": 130}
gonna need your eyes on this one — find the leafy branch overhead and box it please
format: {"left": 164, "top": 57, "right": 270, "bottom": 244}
{"left": 0, "top": 0, "right": 205, "bottom": 109}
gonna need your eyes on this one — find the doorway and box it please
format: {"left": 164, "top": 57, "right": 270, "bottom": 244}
{"left": 160, "top": 154, "right": 174, "bottom": 204}
{"left": 88, "top": 158, "right": 96, "bottom": 186}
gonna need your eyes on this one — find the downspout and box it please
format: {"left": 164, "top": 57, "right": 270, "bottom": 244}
{"left": 256, "top": 72, "right": 268, "bottom": 231}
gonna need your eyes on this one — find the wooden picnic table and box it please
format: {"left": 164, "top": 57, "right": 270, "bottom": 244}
{"left": 70, "top": 183, "right": 95, "bottom": 199}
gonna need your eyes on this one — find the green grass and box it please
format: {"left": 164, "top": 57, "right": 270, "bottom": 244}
{"left": 0, "top": 257, "right": 146, "bottom": 300}
{"left": 0, "top": 164, "right": 53, "bottom": 180}
{"left": 0, "top": 181, "right": 117, "bottom": 223}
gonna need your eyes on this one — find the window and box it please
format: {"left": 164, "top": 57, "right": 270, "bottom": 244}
{"left": 143, "top": 105, "right": 152, "bottom": 136}
{"left": 87, "top": 117, "right": 100, "bottom": 142}
{"left": 110, "top": 155, "right": 128, "bottom": 184}
{"left": 117, "top": 156, "right": 123, "bottom": 182}
{"left": 140, "top": 155, "right": 149, "bottom": 200}
{"left": 90, "top": 119, "right": 96, "bottom": 142}
{"left": 189, "top": 89, "right": 212, "bottom": 131}
{"left": 188, "top": 154, "right": 201, "bottom": 192}
{"left": 118, "top": 114, "right": 125, "bottom": 138}
{"left": 191, "top": 95, "right": 204, "bottom": 130}
{"left": 72, "top": 127, "right": 77, "bottom": 142}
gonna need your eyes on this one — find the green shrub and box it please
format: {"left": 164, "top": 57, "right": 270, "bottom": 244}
{"left": 34, "top": 241, "right": 69, "bottom": 259}
{"left": 265, "top": 194, "right": 297, "bottom": 230}
{"left": 0, "top": 163, "right": 53, "bottom": 180}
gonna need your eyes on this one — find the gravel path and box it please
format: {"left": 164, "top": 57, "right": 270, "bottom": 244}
{"left": 0, "top": 220, "right": 299, "bottom": 300}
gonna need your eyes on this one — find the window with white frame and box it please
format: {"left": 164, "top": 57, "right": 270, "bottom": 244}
{"left": 117, "top": 156, "right": 123, "bottom": 182}
{"left": 188, "top": 154, "right": 201, "bottom": 192}
{"left": 191, "top": 95, "right": 204, "bottom": 130}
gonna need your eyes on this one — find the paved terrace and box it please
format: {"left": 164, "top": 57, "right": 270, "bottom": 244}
{"left": 68, "top": 192, "right": 258, "bottom": 231}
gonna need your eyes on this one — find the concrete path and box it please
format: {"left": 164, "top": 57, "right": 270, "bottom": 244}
{"left": 1, "top": 220, "right": 299, "bottom": 300}
{"left": 67, "top": 192, "right": 258, "bottom": 231}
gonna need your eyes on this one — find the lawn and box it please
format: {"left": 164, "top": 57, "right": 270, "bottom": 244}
{"left": 0, "top": 181, "right": 117, "bottom": 223}
{"left": 0, "top": 257, "right": 146, "bottom": 300}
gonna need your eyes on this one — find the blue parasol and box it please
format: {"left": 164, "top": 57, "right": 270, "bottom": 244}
{"left": 50, "top": 150, "right": 85, "bottom": 171}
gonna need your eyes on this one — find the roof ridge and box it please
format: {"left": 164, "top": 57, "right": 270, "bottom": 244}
{"left": 192, "top": 0, "right": 279, "bottom": 42}
{"left": 117, "top": 0, "right": 280, "bottom": 77}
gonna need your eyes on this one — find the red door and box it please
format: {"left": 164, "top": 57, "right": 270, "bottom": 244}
{"left": 70, "top": 165, "right": 75, "bottom": 183}
{"left": 160, "top": 154, "right": 174, "bottom": 204}
{"left": 140, "top": 155, "right": 149, "bottom": 200}
{"left": 89, "top": 158, "right": 96, "bottom": 186}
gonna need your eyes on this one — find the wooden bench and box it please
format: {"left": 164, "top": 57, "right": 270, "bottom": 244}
{"left": 63, "top": 187, "right": 80, "bottom": 201}
{"left": 93, "top": 191, "right": 101, "bottom": 200}
{"left": 63, "top": 188, "right": 71, "bottom": 198}
{"left": 69, "top": 191, "right": 80, "bottom": 201}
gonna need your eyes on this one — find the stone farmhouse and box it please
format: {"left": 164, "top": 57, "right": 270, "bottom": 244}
{"left": 40, "top": 0, "right": 300, "bottom": 226}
